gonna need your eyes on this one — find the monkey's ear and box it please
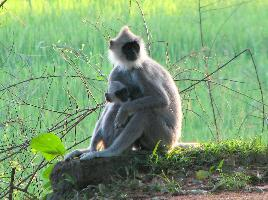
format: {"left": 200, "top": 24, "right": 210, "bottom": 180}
{"left": 122, "top": 41, "right": 140, "bottom": 61}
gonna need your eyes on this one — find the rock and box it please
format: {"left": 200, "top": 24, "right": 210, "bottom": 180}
{"left": 49, "top": 152, "right": 149, "bottom": 199}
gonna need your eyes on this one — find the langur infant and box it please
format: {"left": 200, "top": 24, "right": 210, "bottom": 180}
{"left": 102, "top": 80, "right": 143, "bottom": 149}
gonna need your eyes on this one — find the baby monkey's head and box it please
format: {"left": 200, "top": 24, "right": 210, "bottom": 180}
{"left": 108, "top": 26, "right": 147, "bottom": 68}
{"left": 105, "top": 81, "right": 142, "bottom": 104}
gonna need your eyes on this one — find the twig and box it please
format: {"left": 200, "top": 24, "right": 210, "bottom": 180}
{"left": 0, "top": 75, "right": 101, "bottom": 93}
{"left": 0, "top": 0, "right": 7, "bottom": 8}
{"left": 247, "top": 49, "right": 265, "bottom": 132}
{"left": 180, "top": 49, "right": 248, "bottom": 93}
{"left": 198, "top": 0, "right": 220, "bottom": 140}
{"left": 134, "top": 0, "right": 151, "bottom": 55}
{"left": 8, "top": 168, "right": 15, "bottom": 200}
{"left": 198, "top": 0, "right": 204, "bottom": 47}
{"left": 202, "top": 0, "right": 252, "bottom": 12}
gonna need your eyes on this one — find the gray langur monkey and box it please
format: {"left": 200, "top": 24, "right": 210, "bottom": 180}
{"left": 65, "top": 26, "right": 183, "bottom": 161}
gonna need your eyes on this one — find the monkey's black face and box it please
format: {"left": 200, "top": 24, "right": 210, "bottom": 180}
{"left": 115, "top": 88, "right": 129, "bottom": 102}
{"left": 121, "top": 41, "right": 140, "bottom": 61}
{"left": 105, "top": 88, "right": 129, "bottom": 103}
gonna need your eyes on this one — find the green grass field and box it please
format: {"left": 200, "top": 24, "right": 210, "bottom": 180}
{"left": 0, "top": 0, "right": 267, "bottom": 198}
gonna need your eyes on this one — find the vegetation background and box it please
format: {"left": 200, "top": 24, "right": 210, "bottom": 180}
{"left": 0, "top": 0, "right": 267, "bottom": 198}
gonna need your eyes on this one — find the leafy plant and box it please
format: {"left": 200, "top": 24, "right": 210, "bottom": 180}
{"left": 159, "top": 171, "right": 181, "bottom": 194}
{"left": 30, "top": 133, "right": 67, "bottom": 199}
{"left": 30, "top": 133, "right": 66, "bottom": 160}
{"left": 214, "top": 172, "right": 250, "bottom": 191}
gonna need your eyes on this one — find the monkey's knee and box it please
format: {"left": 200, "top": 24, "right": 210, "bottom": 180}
{"left": 138, "top": 117, "right": 176, "bottom": 150}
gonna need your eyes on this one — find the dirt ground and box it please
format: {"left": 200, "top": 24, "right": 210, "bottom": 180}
{"left": 170, "top": 192, "right": 268, "bottom": 200}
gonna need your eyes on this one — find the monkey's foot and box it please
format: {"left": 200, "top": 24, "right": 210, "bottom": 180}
{"left": 64, "top": 149, "right": 84, "bottom": 161}
{"left": 80, "top": 152, "right": 98, "bottom": 160}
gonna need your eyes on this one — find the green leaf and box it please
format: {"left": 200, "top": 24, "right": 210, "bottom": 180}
{"left": 217, "top": 159, "right": 224, "bottom": 172}
{"left": 196, "top": 170, "right": 210, "bottom": 180}
{"left": 96, "top": 75, "right": 105, "bottom": 81}
{"left": 43, "top": 181, "right": 52, "bottom": 191}
{"left": 42, "top": 164, "right": 56, "bottom": 180}
{"left": 209, "top": 165, "right": 215, "bottom": 174}
{"left": 150, "top": 140, "right": 161, "bottom": 163}
{"left": 30, "top": 133, "right": 66, "bottom": 161}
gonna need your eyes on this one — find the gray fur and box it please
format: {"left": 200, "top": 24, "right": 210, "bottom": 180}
{"left": 65, "top": 26, "right": 182, "bottom": 161}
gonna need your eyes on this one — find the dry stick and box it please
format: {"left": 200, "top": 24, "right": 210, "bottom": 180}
{"left": 6, "top": 106, "right": 98, "bottom": 193}
{"left": 0, "top": 75, "right": 101, "bottom": 93}
{"left": 8, "top": 168, "right": 15, "bottom": 200}
{"left": 12, "top": 186, "right": 37, "bottom": 199}
{"left": 19, "top": 107, "right": 98, "bottom": 195}
{"left": 49, "top": 104, "right": 102, "bottom": 133}
{"left": 198, "top": 0, "right": 220, "bottom": 141}
{"left": 134, "top": 0, "right": 151, "bottom": 55}
{"left": 247, "top": 49, "right": 265, "bottom": 132}
{"left": 175, "top": 78, "right": 245, "bottom": 83}
{"left": 181, "top": 49, "right": 246, "bottom": 93}
{"left": 1, "top": 161, "right": 45, "bottom": 199}
{"left": 0, "top": 0, "right": 7, "bottom": 8}
{"left": 208, "top": 2, "right": 242, "bottom": 59}
{"left": 0, "top": 146, "right": 26, "bottom": 162}
{"left": 59, "top": 50, "right": 98, "bottom": 104}
{"left": 210, "top": 80, "right": 267, "bottom": 108}
{"left": 180, "top": 49, "right": 266, "bottom": 130}
{"left": 24, "top": 160, "right": 45, "bottom": 192}
{"left": 34, "top": 78, "right": 54, "bottom": 131}
{"left": 54, "top": 45, "right": 108, "bottom": 82}
{"left": 14, "top": 107, "right": 100, "bottom": 197}
{"left": 0, "top": 141, "right": 28, "bottom": 153}
{"left": 185, "top": 108, "right": 214, "bottom": 138}
{"left": 0, "top": 85, "right": 70, "bottom": 115}
{"left": 61, "top": 106, "right": 101, "bottom": 138}
{"left": 198, "top": 0, "right": 204, "bottom": 47}
{"left": 18, "top": 100, "right": 69, "bottom": 115}
{"left": 202, "top": 0, "right": 252, "bottom": 13}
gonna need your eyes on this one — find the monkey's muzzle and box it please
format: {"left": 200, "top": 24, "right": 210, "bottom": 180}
{"left": 105, "top": 93, "right": 112, "bottom": 102}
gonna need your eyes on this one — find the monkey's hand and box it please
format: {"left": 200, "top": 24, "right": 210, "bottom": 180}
{"left": 115, "top": 106, "right": 129, "bottom": 128}
{"left": 80, "top": 152, "right": 98, "bottom": 160}
{"left": 64, "top": 149, "right": 88, "bottom": 161}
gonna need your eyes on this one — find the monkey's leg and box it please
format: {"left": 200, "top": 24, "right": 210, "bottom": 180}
{"left": 137, "top": 114, "right": 175, "bottom": 150}
{"left": 80, "top": 111, "right": 148, "bottom": 160}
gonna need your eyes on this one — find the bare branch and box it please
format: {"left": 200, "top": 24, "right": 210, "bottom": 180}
{"left": 8, "top": 168, "right": 15, "bottom": 200}
{"left": 0, "top": 0, "right": 7, "bottom": 8}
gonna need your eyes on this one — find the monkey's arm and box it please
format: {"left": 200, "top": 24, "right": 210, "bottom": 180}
{"left": 115, "top": 85, "right": 169, "bottom": 128}
{"left": 125, "top": 90, "right": 169, "bottom": 113}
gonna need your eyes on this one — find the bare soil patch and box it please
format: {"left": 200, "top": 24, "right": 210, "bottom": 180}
{"left": 171, "top": 191, "right": 268, "bottom": 200}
